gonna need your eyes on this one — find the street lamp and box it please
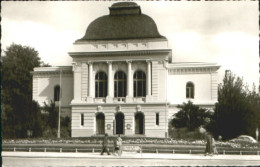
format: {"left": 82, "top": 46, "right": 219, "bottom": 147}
{"left": 57, "top": 69, "right": 62, "bottom": 138}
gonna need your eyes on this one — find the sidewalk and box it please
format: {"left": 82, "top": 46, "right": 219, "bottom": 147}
{"left": 2, "top": 151, "right": 260, "bottom": 161}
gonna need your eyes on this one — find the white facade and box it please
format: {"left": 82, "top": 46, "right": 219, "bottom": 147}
{"left": 32, "top": 2, "right": 220, "bottom": 137}
{"left": 32, "top": 66, "right": 73, "bottom": 117}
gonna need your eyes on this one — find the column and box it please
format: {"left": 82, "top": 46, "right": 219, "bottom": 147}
{"left": 146, "top": 60, "right": 152, "bottom": 102}
{"left": 146, "top": 60, "right": 151, "bottom": 96}
{"left": 86, "top": 62, "right": 94, "bottom": 103}
{"left": 71, "top": 62, "right": 82, "bottom": 104}
{"left": 106, "top": 61, "right": 113, "bottom": 103}
{"left": 126, "top": 60, "right": 133, "bottom": 102}
{"left": 89, "top": 62, "right": 93, "bottom": 97}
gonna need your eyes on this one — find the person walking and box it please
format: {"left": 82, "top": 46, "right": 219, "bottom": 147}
{"left": 212, "top": 137, "right": 218, "bottom": 155}
{"left": 113, "top": 135, "right": 122, "bottom": 156}
{"left": 199, "top": 126, "right": 214, "bottom": 156}
{"left": 204, "top": 131, "right": 214, "bottom": 156}
{"left": 101, "top": 133, "right": 110, "bottom": 155}
{"left": 117, "top": 134, "right": 123, "bottom": 156}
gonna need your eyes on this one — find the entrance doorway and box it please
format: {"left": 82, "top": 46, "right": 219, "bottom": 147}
{"left": 135, "top": 112, "right": 144, "bottom": 134}
{"left": 96, "top": 113, "right": 105, "bottom": 135}
{"left": 115, "top": 112, "right": 125, "bottom": 135}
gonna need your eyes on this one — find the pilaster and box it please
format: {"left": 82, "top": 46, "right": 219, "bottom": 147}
{"left": 106, "top": 61, "right": 113, "bottom": 103}
{"left": 146, "top": 60, "right": 152, "bottom": 102}
{"left": 71, "top": 62, "right": 82, "bottom": 104}
{"left": 86, "top": 62, "right": 94, "bottom": 103}
{"left": 126, "top": 60, "right": 133, "bottom": 102}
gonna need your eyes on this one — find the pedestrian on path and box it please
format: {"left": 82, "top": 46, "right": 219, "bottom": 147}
{"left": 199, "top": 126, "right": 213, "bottom": 156}
{"left": 113, "top": 134, "right": 122, "bottom": 156}
{"left": 204, "top": 131, "right": 214, "bottom": 156}
{"left": 101, "top": 133, "right": 110, "bottom": 155}
{"left": 212, "top": 137, "right": 218, "bottom": 155}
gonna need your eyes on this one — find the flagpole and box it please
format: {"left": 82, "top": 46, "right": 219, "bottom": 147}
{"left": 58, "top": 68, "right": 62, "bottom": 138}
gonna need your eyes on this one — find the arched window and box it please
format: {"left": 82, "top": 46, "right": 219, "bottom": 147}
{"left": 54, "top": 85, "right": 60, "bottom": 101}
{"left": 95, "top": 72, "right": 107, "bottom": 98}
{"left": 133, "top": 71, "right": 146, "bottom": 97}
{"left": 186, "top": 82, "right": 194, "bottom": 99}
{"left": 114, "top": 71, "right": 127, "bottom": 97}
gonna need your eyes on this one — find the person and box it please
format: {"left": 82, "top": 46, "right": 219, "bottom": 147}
{"left": 212, "top": 137, "right": 218, "bottom": 155}
{"left": 117, "top": 134, "right": 123, "bottom": 156}
{"left": 113, "top": 135, "right": 122, "bottom": 156}
{"left": 199, "top": 126, "right": 214, "bottom": 156}
{"left": 101, "top": 133, "right": 110, "bottom": 155}
{"left": 204, "top": 131, "right": 214, "bottom": 156}
{"left": 113, "top": 136, "right": 119, "bottom": 155}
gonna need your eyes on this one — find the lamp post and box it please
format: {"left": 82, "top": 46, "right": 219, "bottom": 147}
{"left": 165, "top": 61, "right": 168, "bottom": 138}
{"left": 57, "top": 69, "right": 62, "bottom": 138}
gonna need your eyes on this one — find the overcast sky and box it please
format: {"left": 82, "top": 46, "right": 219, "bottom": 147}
{"left": 2, "top": 1, "right": 259, "bottom": 89}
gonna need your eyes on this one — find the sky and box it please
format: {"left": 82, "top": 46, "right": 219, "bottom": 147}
{"left": 2, "top": 1, "right": 259, "bottom": 89}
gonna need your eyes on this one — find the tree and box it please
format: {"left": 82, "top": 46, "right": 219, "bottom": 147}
{"left": 2, "top": 44, "right": 43, "bottom": 138}
{"left": 171, "top": 101, "right": 212, "bottom": 131}
{"left": 41, "top": 101, "right": 71, "bottom": 138}
{"left": 213, "top": 71, "right": 259, "bottom": 140}
{"left": 42, "top": 101, "right": 58, "bottom": 129}
{"left": 242, "top": 85, "right": 260, "bottom": 137}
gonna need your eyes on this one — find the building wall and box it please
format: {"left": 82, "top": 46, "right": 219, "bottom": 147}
{"left": 32, "top": 68, "right": 73, "bottom": 117}
{"left": 32, "top": 37, "right": 220, "bottom": 138}
{"left": 167, "top": 73, "right": 212, "bottom": 104}
{"left": 151, "top": 61, "right": 167, "bottom": 102}
{"left": 71, "top": 104, "right": 167, "bottom": 137}
{"left": 167, "top": 67, "right": 218, "bottom": 117}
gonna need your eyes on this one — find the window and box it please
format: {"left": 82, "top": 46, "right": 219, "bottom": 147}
{"left": 81, "top": 113, "right": 84, "bottom": 126}
{"left": 54, "top": 85, "right": 60, "bottom": 101}
{"left": 133, "top": 71, "right": 146, "bottom": 97}
{"left": 95, "top": 72, "right": 108, "bottom": 97}
{"left": 156, "top": 113, "right": 159, "bottom": 125}
{"left": 114, "top": 71, "right": 127, "bottom": 97}
{"left": 186, "top": 82, "right": 194, "bottom": 99}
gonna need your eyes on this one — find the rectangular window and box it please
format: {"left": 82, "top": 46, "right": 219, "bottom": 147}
{"left": 156, "top": 113, "right": 159, "bottom": 125}
{"left": 81, "top": 113, "right": 84, "bottom": 126}
{"left": 186, "top": 87, "right": 189, "bottom": 98}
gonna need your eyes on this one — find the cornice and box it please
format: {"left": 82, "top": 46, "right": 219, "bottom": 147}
{"left": 167, "top": 62, "right": 220, "bottom": 75}
{"left": 32, "top": 66, "right": 73, "bottom": 76}
{"left": 69, "top": 49, "right": 171, "bottom": 58}
{"left": 73, "top": 38, "right": 168, "bottom": 44}
{"left": 32, "top": 70, "right": 73, "bottom": 76}
{"left": 70, "top": 102, "right": 169, "bottom": 106}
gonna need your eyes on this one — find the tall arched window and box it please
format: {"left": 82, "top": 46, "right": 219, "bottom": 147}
{"left": 54, "top": 85, "right": 60, "bottom": 101}
{"left": 186, "top": 82, "right": 194, "bottom": 99}
{"left": 95, "top": 72, "right": 107, "bottom": 98}
{"left": 133, "top": 70, "right": 146, "bottom": 97}
{"left": 114, "top": 71, "right": 127, "bottom": 97}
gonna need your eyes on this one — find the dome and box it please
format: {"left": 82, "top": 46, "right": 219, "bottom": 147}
{"left": 76, "top": 2, "right": 165, "bottom": 42}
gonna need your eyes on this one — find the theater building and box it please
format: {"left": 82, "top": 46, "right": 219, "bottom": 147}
{"left": 32, "top": 2, "right": 220, "bottom": 137}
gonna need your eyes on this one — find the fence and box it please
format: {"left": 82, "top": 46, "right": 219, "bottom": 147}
{"left": 3, "top": 146, "right": 260, "bottom": 155}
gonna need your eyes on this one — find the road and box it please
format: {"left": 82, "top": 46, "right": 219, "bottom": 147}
{"left": 2, "top": 152, "right": 260, "bottom": 166}
{"left": 3, "top": 157, "right": 260, "bottom": 166}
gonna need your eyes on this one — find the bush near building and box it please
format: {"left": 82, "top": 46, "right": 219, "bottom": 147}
{"left": 212, "top": 71, "right": 260, "bottom": 140}
{"left": 170, "top": 101, "right": 213, "bottom": 139}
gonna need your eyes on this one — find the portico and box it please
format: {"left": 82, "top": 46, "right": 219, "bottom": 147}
{"left": 78, "top": 60, "right": 153, "bottom": 104}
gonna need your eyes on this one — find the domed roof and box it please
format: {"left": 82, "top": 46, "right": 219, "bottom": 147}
{"left": 76, "top": 2, "right": 165, "bottom": 42}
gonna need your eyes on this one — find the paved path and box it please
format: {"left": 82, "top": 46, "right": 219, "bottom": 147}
{"left": 3, "top": 151, "right": 260, "bottom": 160}
{"left": 2, "top": 151, "right": 260, "bottom": 166}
